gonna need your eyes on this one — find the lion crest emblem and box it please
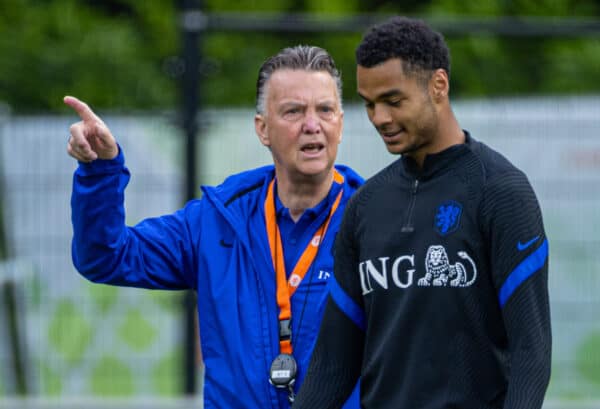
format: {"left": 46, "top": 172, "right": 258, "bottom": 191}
{"left": 418, "top": 245, "right": 477, "bottom": 287}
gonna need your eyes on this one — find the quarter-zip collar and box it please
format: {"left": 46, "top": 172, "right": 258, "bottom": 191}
{"left": 400, "top": 131, "right": 472, "bottom": 180}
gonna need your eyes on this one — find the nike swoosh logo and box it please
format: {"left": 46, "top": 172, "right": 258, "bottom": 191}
{"left": 517, "top": 236, "right": 540, "bottom": 251}
{"left": 219, "top": 239, "right": 233, "bottom": 248}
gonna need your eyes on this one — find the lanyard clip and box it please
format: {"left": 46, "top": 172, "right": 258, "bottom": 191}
{"left": 279, "top": 318, "right": 292, "bottom": 342}
{"left": 287, "top": 384, "right": 296, "bottom": 404}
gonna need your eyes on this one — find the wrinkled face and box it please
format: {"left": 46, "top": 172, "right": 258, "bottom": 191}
{"left": 255, "top": 69, "right": 343, "bottom": 183}
{"left": 357, "top": 58, "right": 439, "bottom": 159}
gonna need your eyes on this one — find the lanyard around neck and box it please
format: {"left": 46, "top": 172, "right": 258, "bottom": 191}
{"left": 264, "top": 171, "right": 344, "bottom": 354}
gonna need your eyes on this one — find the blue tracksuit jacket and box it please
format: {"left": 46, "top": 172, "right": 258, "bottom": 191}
{"left": 70, "top": 148, "right": 363, "bottom": 408}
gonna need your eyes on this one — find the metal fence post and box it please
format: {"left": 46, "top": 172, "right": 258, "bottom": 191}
{"left": 178, "top": 0, "right": 204, "bottom": 396}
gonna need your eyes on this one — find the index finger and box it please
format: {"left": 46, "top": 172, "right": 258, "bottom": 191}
{"left": 63, "top": 96, "right": 98, "bottom": 122}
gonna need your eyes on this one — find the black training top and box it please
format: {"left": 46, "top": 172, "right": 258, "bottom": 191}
{"left": 294, "top": 133, "right": 551, "bottom": 409}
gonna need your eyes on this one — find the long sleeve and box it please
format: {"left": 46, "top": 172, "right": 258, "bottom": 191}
{"left": 294, "top": 198, "right": 365, "bottom": 409}
{"left": 293, "top": 298, "right": 363, "bottom": 409}
{"left": 481, "top": 170, "right": 552, "bottom": 409}
{"left": 71, "top": 148, "right": 196, "bottom": 289}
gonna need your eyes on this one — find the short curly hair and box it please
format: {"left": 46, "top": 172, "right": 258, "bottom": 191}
{"left": 356, "top": 16, "right": 450, "bottom": 82}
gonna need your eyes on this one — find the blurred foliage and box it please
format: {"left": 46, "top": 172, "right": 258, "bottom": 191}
{"left": 0, "top": 0, "right": 178, "bottom": 113}
{"left": 0, "top": 0, "right": 599, "bottom": 113}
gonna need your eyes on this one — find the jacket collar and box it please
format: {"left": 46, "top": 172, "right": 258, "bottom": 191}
{"left": 400, "top": 131, "right": 473, "bottom": 180}
{"left": 201, "top": 164, "right": 363, "bottom": 221}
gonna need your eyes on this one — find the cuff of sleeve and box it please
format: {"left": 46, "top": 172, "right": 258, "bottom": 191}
{"left": 76, "top": 145, "right": 125, "bottom": 176}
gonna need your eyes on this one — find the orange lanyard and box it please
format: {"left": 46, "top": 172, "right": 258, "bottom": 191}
{"left": 265, "top": 171, "right": 344, "bottom": 354}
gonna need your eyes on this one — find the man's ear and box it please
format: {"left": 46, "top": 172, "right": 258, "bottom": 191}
{"left": 430, "top": 68, "right": 449, "bottom": 102}
{"left": 255, "top": 114, "right": 270, "bottom": 147}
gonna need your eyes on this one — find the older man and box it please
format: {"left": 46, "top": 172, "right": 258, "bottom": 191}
{"left": 65, "top": 45, "right": 362, "bottom": 408}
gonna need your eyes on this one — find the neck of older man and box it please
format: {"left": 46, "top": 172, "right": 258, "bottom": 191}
{"left": 276, "top": 169, "right": 335, "bottom": 222}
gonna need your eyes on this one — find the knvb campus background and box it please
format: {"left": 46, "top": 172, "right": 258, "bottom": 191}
{"left": 1, "top": 1, "right": 600, "bottom": 408}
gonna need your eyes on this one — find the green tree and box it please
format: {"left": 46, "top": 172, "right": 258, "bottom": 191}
{"left": 0, "top": 0, "right": 599, "bottom": 112}
{"left": 0, "top": 0, "right": 178, "bottom": 112}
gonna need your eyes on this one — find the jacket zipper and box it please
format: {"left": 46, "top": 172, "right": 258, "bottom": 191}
{"left": 401, "top": 179, "right": 419, "bottom": 233}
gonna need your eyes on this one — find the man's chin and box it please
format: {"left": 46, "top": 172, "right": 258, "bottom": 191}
{"left": 384, "top": 142, "right": 408, "bottom": 155}
{"left": 297, "top": 163, "right": 332, "bottom": 179}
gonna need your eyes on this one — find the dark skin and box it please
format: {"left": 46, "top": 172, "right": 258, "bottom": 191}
{"left": 357, "top": 58, "right": 464, "bottom": 167}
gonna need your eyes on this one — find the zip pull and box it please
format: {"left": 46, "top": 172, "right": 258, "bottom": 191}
{"left": 401, "top": 179, "right": 419, "bottom": 233}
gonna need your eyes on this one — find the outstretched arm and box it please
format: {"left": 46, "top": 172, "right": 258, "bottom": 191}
{"left": 65, "top": 96, "right": 196, "bottom": 290}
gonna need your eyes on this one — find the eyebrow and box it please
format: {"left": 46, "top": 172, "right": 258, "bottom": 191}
{"left": 277, "top": 101, "right": 306, "bottom": 111}
{"left": 358, "top": 89, "right": 404, "bottom": 102}
{"left": 279, "top": 99, "right": 338, "bottom": 109}
{"left": 316, "top": 99, "right": 337, "bottom": 106}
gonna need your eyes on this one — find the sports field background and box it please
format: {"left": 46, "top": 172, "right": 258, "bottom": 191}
{"left": 0, "top": 97, "right": 599, "bottom": 407}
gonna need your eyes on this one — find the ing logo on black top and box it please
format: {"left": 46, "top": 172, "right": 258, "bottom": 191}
{"left": 358, "top": 245, "right": 478, "bottom": 294}
{"left": 434, "top": 200, "right": 462, "bottom": 236}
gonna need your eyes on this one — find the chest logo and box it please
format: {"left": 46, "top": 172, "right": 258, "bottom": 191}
{"left": 418, "top": 245, "right": 477, "bottom": 287}
{"left": 434, "top": 200, "right": 462, "bottom": 236}
{"left": 359, "top": 246, "right": 478, "bottom": 294}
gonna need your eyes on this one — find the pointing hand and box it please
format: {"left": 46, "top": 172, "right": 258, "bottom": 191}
{"left": 64, "top": 96, "right": 119, "bottom": 162}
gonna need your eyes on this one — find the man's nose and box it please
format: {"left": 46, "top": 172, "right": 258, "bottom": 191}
{"left": 302, "top": 113, "right": 321, "bottom": 134}
{"left": 371, "top": 104, "right": 392, "bottom": 127}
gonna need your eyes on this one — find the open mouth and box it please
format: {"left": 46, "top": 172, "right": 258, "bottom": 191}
{"left": 300, "top": 142, "right": 325, "bottom": 153}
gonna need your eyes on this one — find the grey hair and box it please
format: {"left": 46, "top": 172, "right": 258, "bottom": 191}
{"left": 255, "top": 45, "right": 342, "bottom": 114}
